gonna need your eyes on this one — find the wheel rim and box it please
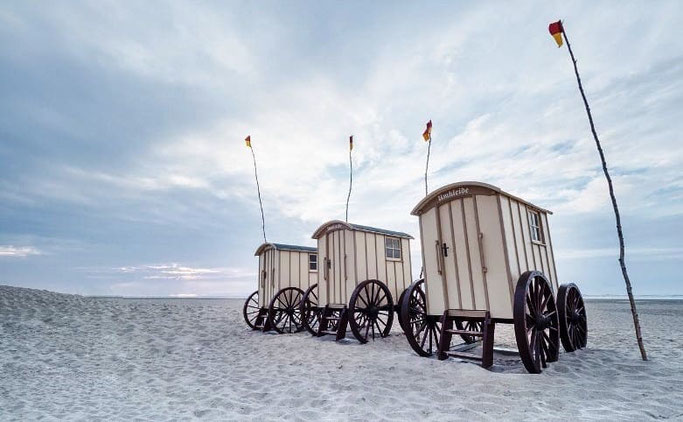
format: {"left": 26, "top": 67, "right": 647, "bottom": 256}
{"left": 242, "top": 291, "right": 260, "bottom": 329}
{"left": 558, "top": 283, "right": 587, "bottom": 352}
{"left": 401, "top": 279, "right": 441, "bottom": 357}
{"left": 348, "top": 280, "right": 394, "bottom": 343}
{"left": 300, "top": 284, "right": 321, "bottom": 336}
{"left": 514, "top": 271, "right": 560, "bottom": 374}
{"left": 454, "top": 320, "right": 482, "bottom": 344}
{"left": 268, "top": 287, "right": 305, "bottom": 334}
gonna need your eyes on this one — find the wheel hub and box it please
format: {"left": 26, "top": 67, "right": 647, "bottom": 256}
{"left": 570, "top": 311, "right": 582, "bottom": 323}
{"left": 367, "top": 306, "right": 379, "bottom": 319}
{"left": 535, "top": 314, "right": 551, "bottom": 330}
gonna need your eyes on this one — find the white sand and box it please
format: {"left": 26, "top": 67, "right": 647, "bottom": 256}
{"left": 1, "top": 285, "right": 681, "bottom": 421}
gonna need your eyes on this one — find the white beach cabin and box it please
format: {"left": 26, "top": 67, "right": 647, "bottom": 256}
{"left": 400, "top": 181, "right": 587, "bottom": 373}
{"left": 301, "top": 220, "right": 413, "bottom": 343}
{"left": 242, "top": 243, "right": 318, "bottom": 334}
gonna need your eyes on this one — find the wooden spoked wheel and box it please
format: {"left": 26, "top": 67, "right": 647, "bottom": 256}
{"left": 397, "top": 288, "right": 408, "bottom": 332}
{"left": 267, "top": 287, "right": 305, "bottom": 334}
{"left": 557, "top": 283, "right": 587, "bottom": 352}
{"left": 513, "top": 271, "right": 560, "bottom": 374}
{"left": 348, "top": 279, "right": 394, "bottom": 344}
{"left": 401, "top": 279, "right": 441, "bottom": 357}
{"left": 300, "top": 284, "right": 321, "bottom": 336}
{"left": 242, "top": 290, "right": 261, "bottom": 330}
{"left": 454, "top": 320, "right": 483, "bottom": 344}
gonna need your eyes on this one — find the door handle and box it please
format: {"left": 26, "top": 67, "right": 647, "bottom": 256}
{"left": 435, "top": 240, "right": 443, "bottom": 275}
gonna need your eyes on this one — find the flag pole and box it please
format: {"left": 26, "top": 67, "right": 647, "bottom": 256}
{"left": 345, "top": 136, "right": 353, "bottom": 222}
{"left": 423, "top": 120, "right": 433, "bottom": 195}
{"left": 247, "top": 137, "right": 267, "bottom": 243}
{"left": 425, "top": 137, "right": 432, "bottom": 195}
{"left": 560, "top": 22, "right": 647, "bottom": 360}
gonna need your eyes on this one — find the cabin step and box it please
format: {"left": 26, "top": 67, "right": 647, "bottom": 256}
{"left": 316, "top": 305, "right": 349, "bottom": 341}
{"left": 445, "top": 329, "right": 484, "bottom": 337}
{"left": 437, "top": 309, "right": 495, "bottom": 369}
{"left": 255, "top": 308, "right": 270, "bottom": 332}
{"left": 446, "top": 351, "right": 483, "bottom": 361}
{"left": 445, "top": 309, "right": 489, "bottom": 319}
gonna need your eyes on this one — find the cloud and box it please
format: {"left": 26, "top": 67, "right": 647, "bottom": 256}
{"left": 0, "top": 245, "right": 42, "bottom": 257}
{"left": 0, "top": 1, "right": 681, "bottom": 296}
{"left": 91, "top": 263, "right": 256, "bottom": 282}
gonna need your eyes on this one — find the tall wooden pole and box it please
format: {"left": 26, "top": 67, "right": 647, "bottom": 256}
{"left": 561, "top": 23, "right": 647, "bottom": 360}
{"left": 346, "top": 136, "right": 353, "bottom": 223}
{"left": 249, "top": 143, "right": 267, "bottom": 243}
{"left": 425, "top": 138, "right": 432, "bottom": 195}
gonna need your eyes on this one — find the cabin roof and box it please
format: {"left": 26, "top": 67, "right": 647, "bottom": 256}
{"left": 254, "top": 242, "right": 317, "bottom": 256}
{"left": 411, "top": 181, "right": 553, "bottom": 216}
{"left": 312, "top": 220, "right": 413, "bottom": 240}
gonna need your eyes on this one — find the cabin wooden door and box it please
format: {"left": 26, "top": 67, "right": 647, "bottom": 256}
{"left": 420, "top": 207, "right": 448, "bottom": 315}
{"left": 422, "top": 198, "right": 489, "bottom": 315}
{"left": 323, "top": 229, "right": 345, "bottom": 305}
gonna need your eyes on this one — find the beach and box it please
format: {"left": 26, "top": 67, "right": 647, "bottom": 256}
{"left": 1, "top": 285, "right": 681, "bottom": 421}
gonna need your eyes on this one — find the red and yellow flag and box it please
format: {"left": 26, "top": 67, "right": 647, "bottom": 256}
{"left": 349, "top": 135, "right": 353, "bottom": 151}
{"left": 245, "top": 135, "right": 251, "bottom": 148}
{"left": 549, "top": 20, "right": 564, "bottom": 47}
{"left": 422, "top": 120, "right": 432, "bottom": 142}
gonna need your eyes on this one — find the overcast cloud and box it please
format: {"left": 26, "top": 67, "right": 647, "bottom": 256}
{"left": 1, "top": 1, "right": 681, "bottom": 297}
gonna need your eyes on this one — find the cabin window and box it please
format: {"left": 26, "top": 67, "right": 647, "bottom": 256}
{"left": 385, "top": 237, "right": 402, "bottom": 260}
{"left": 308, "top": 254, "right": 318, "bottom": 271}
{"left": 528, "top": 210, "right": 544, "bottom": 243}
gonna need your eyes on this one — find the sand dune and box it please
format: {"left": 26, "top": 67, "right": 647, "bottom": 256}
{"left": 1, "top": 285, "right": 681, "bottom": 421}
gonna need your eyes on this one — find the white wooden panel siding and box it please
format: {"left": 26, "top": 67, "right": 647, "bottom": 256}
{"left": 463, "top": 196, "right": 489, "bottom": 311}
{"left": 542, "top": 212, "right": 559, "bottom": 292}
{"left": 451, "top": 199, "right": 473, "bottom": 309}
{"left": 419, "top": 208, "right": 446, "bottom": 316}
{"left": 478, "top": 194, "right": 512, "bottom": 320}
{"left": 253, "top": 243, "right": 318, "bottom": 308}
{"left": 355, "top": 232, "right": 367, "bottom": 282}
{"left": 400, "top": 237, "right": 412, "bottom": 291}
{"left": 411, "top": 182, "right": 558, "bottom": 321}
{"left": 312, "top": 221, "right": 413, "bottom": 308}
{"left": 438, "top": 203, "right": 460, "bottom": 309}
{"left": 345, "top": 229, "right": 357, "bottom": 304}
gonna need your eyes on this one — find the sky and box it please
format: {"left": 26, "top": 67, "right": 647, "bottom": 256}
{"left": 1, "top": 1, "right": 681, "bottom": 298}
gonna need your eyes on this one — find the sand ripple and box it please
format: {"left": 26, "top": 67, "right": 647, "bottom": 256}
{"left": 1, "top": 285, "right": 682, "bottom": 421}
